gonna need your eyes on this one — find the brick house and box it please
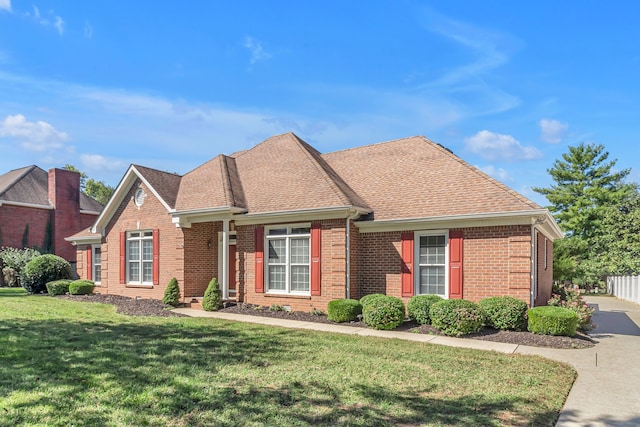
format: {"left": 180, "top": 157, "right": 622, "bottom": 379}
{"left": 0, "top": 166, "right": 103, "bottom": 264}
{"left": 67, "top": 133, "right": 562, "bottom": 311}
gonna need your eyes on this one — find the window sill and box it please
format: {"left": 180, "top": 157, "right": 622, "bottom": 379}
{"left": 264, "top": 293, "right": 311, "bottom": 300}
{"left": 125, "top": 283, "right": 154, "bottom": 289}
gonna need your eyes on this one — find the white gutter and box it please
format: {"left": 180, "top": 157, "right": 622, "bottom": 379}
{"left": 344, "top": 210, "right": 363, "bottom": 300}
{"left": 233, "top": 205, "right": 371, "bottom": 226}
{"left": 80, "top": 210, "right": 101, "bottom": 215}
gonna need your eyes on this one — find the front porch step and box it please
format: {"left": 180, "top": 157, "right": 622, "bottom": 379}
{"left": 185, "top": 297, "right": 236, "bottom": 310}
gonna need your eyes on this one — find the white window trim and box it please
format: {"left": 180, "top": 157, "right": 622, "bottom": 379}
{"left": 265, "top": 223, "right": 311, "bottom": 296}
{"left": 414, "top": 230, "right": 449, "bottom": 299}
{"left": 91, "top": 244, "right": 102, "bottom": 285}
{"left": 126, "top": 230, "right": 154, "bottom": 286}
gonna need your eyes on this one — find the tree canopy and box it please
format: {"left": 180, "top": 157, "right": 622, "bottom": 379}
{"left": 534, "top": 142, "right": 638, "bottom": 284}
{"left": 62, "top": 164, "right": 114, "bottom": 206}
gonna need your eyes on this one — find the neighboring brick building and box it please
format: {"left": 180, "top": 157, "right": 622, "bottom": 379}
{"left": 67, "top": 133, "right": 562, "bottom": 311}
{"left": 0, "top": 166, "right": 103, "bottom": 264}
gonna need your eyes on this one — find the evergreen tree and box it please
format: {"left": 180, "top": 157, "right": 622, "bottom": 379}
{"left": 202, "top": 278, "right": 221, "bottom": 311}
{"left": 162, "top": 277, "right": 181, "bottom": 306}
{"left": 533, "top": 143, "right": 636, "bottom": 284}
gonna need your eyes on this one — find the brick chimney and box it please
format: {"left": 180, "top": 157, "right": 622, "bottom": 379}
{"left": 48, "top": 168, "right": 81, "bottom": 262}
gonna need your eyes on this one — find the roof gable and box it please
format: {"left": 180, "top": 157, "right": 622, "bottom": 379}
{"left": 0, "top": 166, "right": 50, "bottom": 206}
{"left": 232, "top": 132, "right": 369, "bottom": 214}
{"left": 323, "top": 136, "right": 541, "bottom": 221}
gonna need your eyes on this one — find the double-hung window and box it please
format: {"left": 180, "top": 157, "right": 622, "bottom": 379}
{"left": 416, "top": 232, "right": 447, "bottom": 297}
{"left": 266, "top": 225, "right": 310, "bottom": 294}
{"left": 127, "top": 231, "right": 153, "bottom": 284}
{"left": 92, "top": 245, "right": 102, "bottom": 284}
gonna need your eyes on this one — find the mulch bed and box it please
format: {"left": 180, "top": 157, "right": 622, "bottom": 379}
{"left": 58, "top": 295, "right": 594, "bottom": 349}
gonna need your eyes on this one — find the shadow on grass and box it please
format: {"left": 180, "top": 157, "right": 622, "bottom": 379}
{"left": 0, "top": 300, "right": 564, "bottom": 426}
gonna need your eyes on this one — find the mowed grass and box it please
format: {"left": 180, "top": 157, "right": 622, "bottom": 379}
{"left": 0, "top": 288, "right": 575, "bottom": 426}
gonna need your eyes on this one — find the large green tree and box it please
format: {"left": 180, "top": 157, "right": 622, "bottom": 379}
{"left": 62, "top": 164, "right": 115, "bottom": 206}
{"left": 533, "top": 143, "right": 636, "bottom": 284}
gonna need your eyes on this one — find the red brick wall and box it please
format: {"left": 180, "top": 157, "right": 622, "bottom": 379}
{"left": 49, "top": 169, "right": 82, "bottom": 262}
{"left": 183, "top": 221, "right": 220, "bottom": 298}
{"left": 0, "top": 205, "right": 51, "bottom": 250}
{"left": 238, "top": 219, "right": 348, "bottom": 312}
{"left": 534, "top": 230, "right": 554, "bottom": 306}
{"left": 355, "top": 224, "right": 534, "bottom": 307}
{"left": 97, "top": 180, "right": 185, "bottom": 300}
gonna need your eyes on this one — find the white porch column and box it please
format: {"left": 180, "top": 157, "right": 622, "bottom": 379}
{"left": 221, "top": 219, "right": 229, "bottom": 300}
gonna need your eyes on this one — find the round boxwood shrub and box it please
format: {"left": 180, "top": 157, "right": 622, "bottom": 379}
{"left": 69, "top": 279, "right": 95, "bottom": 295}
{"left": 46, "top": 279, "right": 72, "bottom": 296}
{"left": 479, "top": 296, "right": 528, "bottom": 331}
{"left": 327, "top": 299, "right": 362, "bottom": 323}
{"left": 359, "top": 293, "right": 386, "bottom": 308}
{"left": 362, "top": 295, "right": 405, "bottom": 330}
{"left": 21, "top": 254, "right": 73, "bottom": 294}
{"left": 430, "top": 299, "right": 484, "bottom": 336}
{"left": 202, "top": 277, "right": 221, "bottom": 311}
{"left": 162, "top": 277, "right": 181, "bottom": 306}
{"left": 407, "top": 294, "right": 443, "bottom": 325}
{"left": 528, "top": 306, "right": 578, "bottom": 337}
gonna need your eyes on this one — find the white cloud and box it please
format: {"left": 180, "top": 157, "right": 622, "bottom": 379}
{"left": 54, "top": 16, "right": 64, "bottom": 35}
{"left": 80, "top": 154, "right": 125, "bottom": 172}
{"left": 84, "top": 22, "right": 93, "bottom": 38}
{"left": 0, "top": 0, "right": 11, "bottom": 12}
{"left": 23, "top": 5, "right": 65, "bottom": 35}
{"left": 464, "top": 130, "right": 542, "bottom": 161}
{"left": 0, "top": 114, "right": 69, "bottom": 152}
{"left": 539, "top": 118, "right": 568, "bottom": 143}
{"left": 244, "top": 36, "right": 272, "bottom": 65}
{"left": 476, "top": 164, "right": 510, "bottom": 181}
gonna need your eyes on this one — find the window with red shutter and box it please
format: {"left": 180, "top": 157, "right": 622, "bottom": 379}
{"left": 449, "top": 230, "right": 464, "bottom": 299}
{"left": 255, "top": 226, "right": 264, "bottom": 293}
{"left": 401, "top": 232, "right": 414, "bottom": 297}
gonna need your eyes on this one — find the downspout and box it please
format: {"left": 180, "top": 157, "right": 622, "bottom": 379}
{"left": 346, "top": 217, "right": 351, "bottom": 299}
{"left": 345, "top": 211, "right": 361, "bottom": 299}
{"left": 530, "top": 225, "right": 538, "bottom": 308}
{"left": 222, "top": 219, "right": 229, "bottom": 300}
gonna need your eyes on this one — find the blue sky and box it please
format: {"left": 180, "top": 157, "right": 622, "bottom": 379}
{"left": 1, "top": 1, "right": 639, "bottom": 206}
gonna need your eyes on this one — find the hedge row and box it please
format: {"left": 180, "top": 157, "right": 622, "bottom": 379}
{"left": 326, "top": 294, "right": 578, "bottom": 337}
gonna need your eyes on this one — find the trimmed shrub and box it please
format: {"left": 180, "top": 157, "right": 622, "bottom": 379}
{"left": 362, "top": 295, "right": 405, "bottom": 330}
{"left": 359, "top": 293, "right": 386, "bottom": 308}
{"left": 407, "top": 294, "right": 443, "bottom": 325}
{"left": 162, "top": 277, "right": 181, "bottom": 306}
{"left": 21, "top": 254, "right": 73, "bottom": 294}
{"left": 46, "top": 279, "right": 72, "bottom": 296}
{"left": 202, "top": 277, "right": 221, "bottom": 311}
{"left": 528, "top": 306, "right": 578, "bottom": 337}
{"left": 479, "top": 296, "right": 528, "bottom": 331}
{"left": 327, "top": 299, "right": 362, "bottom": 323}
{"left": 69, "top": 279, "right": 95, "bottom": 295}
{"left": 430, "top": 299, "right": 484, "bottom": 336}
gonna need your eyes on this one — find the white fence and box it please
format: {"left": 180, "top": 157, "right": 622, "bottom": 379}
{"left": 607, "top": 275, "right": 640, "bottom": 304}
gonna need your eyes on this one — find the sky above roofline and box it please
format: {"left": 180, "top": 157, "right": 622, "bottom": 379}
{"left": 0, "top": 1, "right": 638, "bottom": 207}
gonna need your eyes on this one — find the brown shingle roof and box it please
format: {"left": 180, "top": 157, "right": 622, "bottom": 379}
{"left": 175, "top": 155, "right": 246, "bottom": 212}
{"left": 133, "top": 165, "right": 182, "bottom": 210}
{"left": 0, "top": 165, "right": 50, "bottom": 205}
{"left": 323, "top": 136, "right": 541, "bottom": 221}
{"left": 232, "top": 133, "right": 369, "bottom": 214}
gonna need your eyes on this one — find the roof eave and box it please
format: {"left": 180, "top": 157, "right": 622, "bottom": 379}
{"left": 171, "top": 206, "right": 247, "bottom": 228}
{"left": 355, "top": 209, "right": 564, "bottom": 239}
{"left": 233, "top": 205, "right": 371, "bottom": 226}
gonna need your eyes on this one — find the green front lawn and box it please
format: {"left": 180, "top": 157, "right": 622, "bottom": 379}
{"left": 0, "top": 288, "right": 575, "bottom": 426}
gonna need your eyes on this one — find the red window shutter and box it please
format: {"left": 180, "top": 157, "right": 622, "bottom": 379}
{"left": 119, "top": 232, "right": 126, "bottom": 284}
{"left": 401, "top": 232, "right": 414, "bottom": 297}
{"left": 86, "top": 246, "right": 92, "bottom": 281}
{"left": 449, "top": 230, "right": 464, "bottom": 299}
{"left": 255, "top": 226, "right": 264, "bottom": 293}
{"left": 310, "top": 223, "right": 321, "bottom": 296}
{"left": 152, "top": 229, "right": 160, "bottom": 285}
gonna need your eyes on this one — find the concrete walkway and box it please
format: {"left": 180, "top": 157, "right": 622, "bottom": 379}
{"left": 173, "top": 295, "right": 640, "bottom": 426}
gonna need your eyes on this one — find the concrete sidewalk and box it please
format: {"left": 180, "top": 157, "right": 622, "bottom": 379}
{"left": 173, "top": 295, "right": 640, "bottom": 426}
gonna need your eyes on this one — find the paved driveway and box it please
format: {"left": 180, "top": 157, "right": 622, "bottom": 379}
{"left": 516, "top": 295, "right": 640, "bottom": 426}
